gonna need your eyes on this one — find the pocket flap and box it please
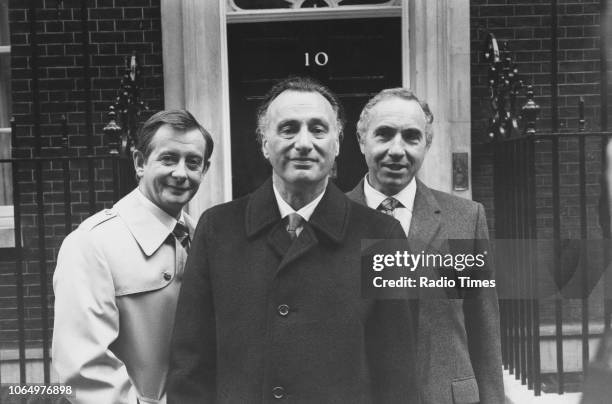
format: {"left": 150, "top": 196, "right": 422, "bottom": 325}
{"left": 451, "top": 377, "right": 479, "bottom": 404}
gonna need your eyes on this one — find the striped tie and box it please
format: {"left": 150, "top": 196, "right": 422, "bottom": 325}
{"left": 286, "top": 213, "right": 304, "bottom": 241}
{"left": 377, "top": 197, "right": 401, "bottom": 216}
{"left": 173, "top": 222, "right": 191, "bottom": 253}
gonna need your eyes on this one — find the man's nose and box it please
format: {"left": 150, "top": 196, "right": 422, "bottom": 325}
{"left": 294, "top": 126, "right": 313, "bottom": 152}
{"left": 172, "top": 160, "right": 188, "bottom": 180}
{"left": 387, "top": 133, "right": 405, "bottom": 157}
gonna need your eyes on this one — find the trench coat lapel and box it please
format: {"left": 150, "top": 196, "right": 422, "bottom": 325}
{"left": 114, "top": 189, "right": 172, "bottom": 257}
{"left": 245, "top": 178, "right": 349, "bottom": 273}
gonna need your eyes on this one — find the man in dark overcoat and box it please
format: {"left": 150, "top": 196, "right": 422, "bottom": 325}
{"left": 347, "top": 88, "right": 504, "bottom": 403}
{"left": 167, "top": 77, "right": 417, "bottom": 403}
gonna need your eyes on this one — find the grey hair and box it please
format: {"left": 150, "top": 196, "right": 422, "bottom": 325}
{"left": 255, "top": 76, "right": 345, "bottom": 145}
{"left": 356, "top": 88, "right": 434, "bottom": 146}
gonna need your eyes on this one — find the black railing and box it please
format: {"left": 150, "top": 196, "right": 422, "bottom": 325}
{"left": 494, "top": 131, "right": 612, "bottom": 395}
{"left": 0, "top": 116, "right": 131, "bottom": 386}
{"left": 0, "top": 1, "right": 146, "bottom": 383}
{"left": 486, "top": 20, "right": 611, "bottom": 395}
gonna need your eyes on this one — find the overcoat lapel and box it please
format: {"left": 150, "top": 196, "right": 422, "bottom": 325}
{"left": 245, "top": 178, "right": 287, "bottom": 258}
{"left": 246, "top": 178, "right": 348, "bottom": 273}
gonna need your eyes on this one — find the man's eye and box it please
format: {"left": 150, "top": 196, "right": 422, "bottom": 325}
{"left": 279, "top": 126, "right": 296, "bottom": 135}
{"left": 374, "top": 128, "right": 394, "bottom": 139}
{"left": 186, "top": 159, "right": 203, "bottom": 169}
{"left": 402, "top": 131, "right": 423, "bottom": 144}
{"left": 160, "top": 155, "right": 177, "bottom": 164}
{"left": 311, "top": 126, "right": 326, "bottom": 134}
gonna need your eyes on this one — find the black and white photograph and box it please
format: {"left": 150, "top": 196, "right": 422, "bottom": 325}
{"left": 0, "top": 0, "right": 611, "bottom": 403}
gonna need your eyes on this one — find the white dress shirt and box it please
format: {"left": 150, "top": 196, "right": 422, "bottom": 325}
{"left": 363, "top": 175, "right": 416, "bottom": 236}
{"left": 273, "top": 185, "right": 326, "bottom": 237}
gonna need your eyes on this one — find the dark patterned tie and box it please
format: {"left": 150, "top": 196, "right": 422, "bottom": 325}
{"left": 286, "top": 213, "right": 304, "bottom": 241}
{"left": 173, "top": 222, "right": 191, "bottom": 253}
{"left": 377, "top": 197, "right": 402, "bottom": 216}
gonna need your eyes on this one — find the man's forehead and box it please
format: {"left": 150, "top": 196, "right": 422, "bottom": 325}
{"left": 266, "top": 90, "right": 336, "bottom": 122}
{"left": 368, "top": 97, "right": 427, "bottom": 126}
{"left": 150, "top": 125, "right": 206, "bottom": 153}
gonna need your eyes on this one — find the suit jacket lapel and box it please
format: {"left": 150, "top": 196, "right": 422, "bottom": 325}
{"left": 408, "top": 180, "right": 442, "bottom": 252}
{"left": 345, "top": 177, "right": 367, "bottom": 206}
{"left": 347, "top": 177, "right": 442, "bottom": 250}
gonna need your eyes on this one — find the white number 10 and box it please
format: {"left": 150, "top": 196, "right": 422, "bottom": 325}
{"left": 304, "top": 52, "right": 329, "bottom": 67}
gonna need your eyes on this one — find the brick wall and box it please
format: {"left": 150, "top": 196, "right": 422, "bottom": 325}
{"left": 470, "top": 0, "right": 610, "bottom": 326}
{"left": 1, "top": 0, "right": 163, "bottom": 346}
{"left": 470, "top": 0, "right": 609, "bottom": 236}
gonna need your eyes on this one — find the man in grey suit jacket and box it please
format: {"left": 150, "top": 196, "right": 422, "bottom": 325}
{"left": 347, "top": 88, "right": 504, "bottom": 404}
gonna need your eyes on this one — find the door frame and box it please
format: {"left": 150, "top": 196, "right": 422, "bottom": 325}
{"left": 161, "top": 0, "right": 471, "bottom": 217}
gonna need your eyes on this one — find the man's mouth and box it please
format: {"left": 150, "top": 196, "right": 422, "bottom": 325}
{"left": 291, "top": 157, "right": 317, "bottom": 162}
{"left": 290, "top": 158, "right": 317, "bottom": 165}
{"left": 382, "top": 162, "right": 409, "bottom": 171}
{"left": 168, "top": 185, "right": 191, "bottom": 193}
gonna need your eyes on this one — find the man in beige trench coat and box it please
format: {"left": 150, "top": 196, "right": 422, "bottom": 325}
{"left": 52, "top": 109, "right": 213, "bottom": 404}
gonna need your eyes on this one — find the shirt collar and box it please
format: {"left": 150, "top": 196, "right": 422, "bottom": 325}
{"left": 363, "top": 174, "right": 416, "bottom": 212}
{"left": 135, "top": 189, "right": 185, "bottom": 234}
{"left": 272, "top": 184, "right": 326, "bottom": 222}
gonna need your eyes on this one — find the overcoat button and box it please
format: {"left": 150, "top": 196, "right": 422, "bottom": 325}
{"left": 163, "top": 272, "right": 172, "bottom": 281}
{"left": 272, "top": 386, "right": 285, "bottom": 399}
{"left": 277, "top": 304, "right": 290, "bottom": 317}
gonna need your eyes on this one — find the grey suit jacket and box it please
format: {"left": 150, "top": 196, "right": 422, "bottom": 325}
{"left": 347, "top": 178, "right": 504, "bottom": 404}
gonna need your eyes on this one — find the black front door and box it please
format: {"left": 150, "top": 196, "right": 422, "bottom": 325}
{"left": 228, "top": 17, "right": 401, "bottom": 197}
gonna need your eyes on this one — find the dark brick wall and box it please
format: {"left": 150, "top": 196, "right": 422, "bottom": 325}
{"left": 470, "top": 0, "right": 611, "bottom": 327}
{"left": 470, "top": 0, "right": 610, "bottom": 237}
{"left": 1, "top": 0, "right": 163, "bottom": 346}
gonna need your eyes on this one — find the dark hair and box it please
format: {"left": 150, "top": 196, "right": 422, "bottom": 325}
{"left": 255, "top": 76, "right": 345, "bottom": 144}
{"left": 136, "top": 109, "right": 214, "bottom": 162}
{"left": 356, "top": 88, "right": 434, "bottom": 146}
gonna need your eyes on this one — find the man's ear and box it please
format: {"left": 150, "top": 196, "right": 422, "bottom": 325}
{"left": 133, "top": 150, "right": 145, "bottom": 179}
{"left": 334, "top": 134, "right": 341, "bottom": 157}
{"left": 261, "top": 136, "right": 270, "bottom": 160}
{"left": 357, "top": 134, "right": 366, "bottom": 155}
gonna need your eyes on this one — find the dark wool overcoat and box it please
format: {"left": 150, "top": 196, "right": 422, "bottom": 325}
{"left": 168, "top": 179, "right": 418, "bottom": 404}
{"left": 347, "top": 178, "right": 504, "bottom": 404}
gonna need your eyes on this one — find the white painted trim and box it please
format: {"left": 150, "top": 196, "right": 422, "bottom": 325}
{"left": 161, "top": 0, "right": 233, "bottom": 217}
{"left": 219, "top": 0, "right": 233, "bottom": 203}
{"left": 0, "top": 127, "right": 10, "bottom": 135}
{"left": 0, "top": 45, "right": 10, "bottom": 54}
{"left": 227, "top": 6, "right": 401, "bottom": 23}
{"left": 0, "top": 205, "right": 15, "bottom": 248}
{"left": 401, "top": 0, "right": 410, "bottom": 89}
{"left": 161, "top": 0, "right": 185, "bottom": 109}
